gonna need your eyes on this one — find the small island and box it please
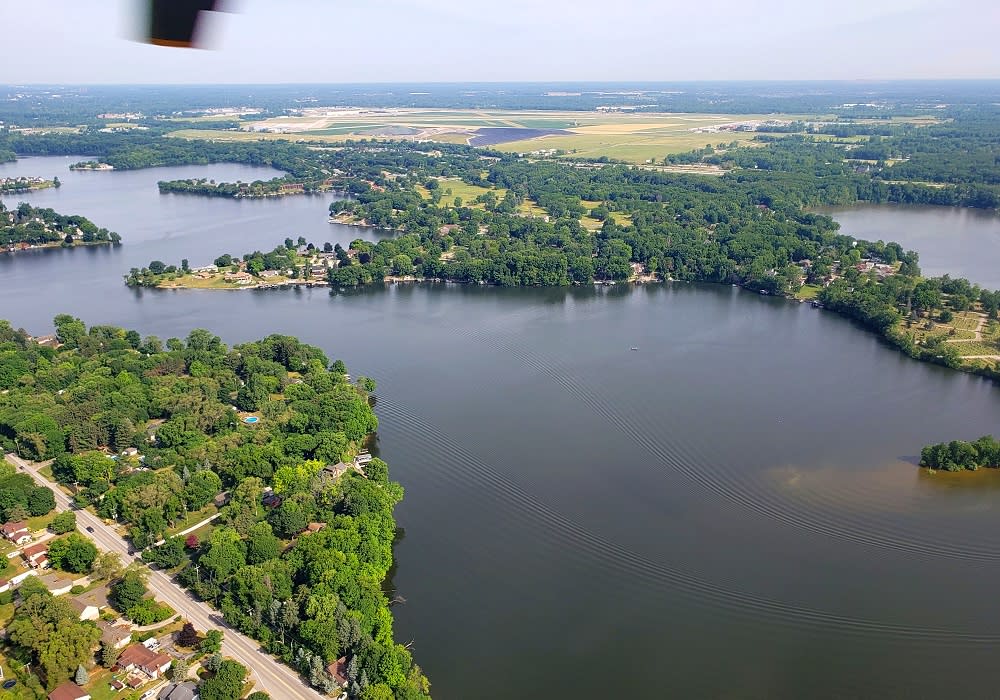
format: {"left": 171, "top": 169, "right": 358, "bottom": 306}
{"left": 69, "top": 160, "right": 114, "bottom": 171}
{"left": 124, "top": 236, "right": 339, "bottom": 289}
{"left": 0, "top": 175, "right": 60, "bottom": 193}
{"left": 920, "top": 435, "right": 1000, "bottom": 471}
{"left": 2, "top": 201, "right": 121, "bottom": 252}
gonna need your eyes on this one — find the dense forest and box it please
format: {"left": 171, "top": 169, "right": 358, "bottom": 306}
{"left": 1, "top": 201, "right": 121, "bottom": 247}
{"left": 0, "top": 318, "right": 430, "bottom": 700}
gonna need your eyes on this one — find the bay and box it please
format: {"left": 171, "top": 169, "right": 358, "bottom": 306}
{"left": 4, "top": 159, "right": 1000, "bottom": 698}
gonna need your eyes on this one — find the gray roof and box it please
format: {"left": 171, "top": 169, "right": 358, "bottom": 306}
{"left": 158, "top": 681, "right": 198, "bottom": 700}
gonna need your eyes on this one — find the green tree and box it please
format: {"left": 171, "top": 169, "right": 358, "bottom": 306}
{"left": 27, "top": 487, "right": 55, "bottom": 516}
{"left": 48, "top": 533, "right": 97, "bottom": 573}
{"left": 111, "top": 569, "right": 147, "bottom": 612}
{"left": 200, "top": 659, "right": 247, "bottom": 700}
{"left": 99, "top": 642, "right": 120, "bottom": 669}
{"left": 49, "top": 511, "right": 77, "bottom": 534}
{"left": 91, "top": 551, "right": 123, "bottom": 581}
{"left": 171, "top": 658, "right": 190, "bottom": 680}
{"left": 200, "top": 629, "right": 223, "bottom": 654}
{"left": 246, "top": 521, "right": 281, "bottom": 564}
{"left": 361, "top": 684, "right": 395, "bottom": 700}
{"left": 184, "top": 469, "right": 223, "bottom": 510}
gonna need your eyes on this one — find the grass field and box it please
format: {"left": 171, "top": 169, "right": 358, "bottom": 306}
{"left": 166, "top": 108, "right": 821, "bottom": 164}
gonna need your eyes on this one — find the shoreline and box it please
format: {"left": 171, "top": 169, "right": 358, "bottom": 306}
{"left": 3, "top": 240, "right": 118, "bottom": 254}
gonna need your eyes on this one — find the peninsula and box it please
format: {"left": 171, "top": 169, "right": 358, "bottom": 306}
{"left": 0, "top": 175, "right": 59, "bottom": 193}
{"left": 1, "top": 201, "right": 121, "bottom": 252}
{"left": 124, "top": 237, "right": 335, "bottom": 289}
{"left": 0, "top": 317, "right": 431, "bottom": 699}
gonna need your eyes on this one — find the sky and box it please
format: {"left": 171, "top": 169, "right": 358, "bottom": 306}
{"left": 2, "top": 0, "right": 998, "bottom": 83}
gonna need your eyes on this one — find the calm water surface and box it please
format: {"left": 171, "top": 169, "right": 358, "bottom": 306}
{"left": 5, "top": 159, "right": 1000, "bottom": 698}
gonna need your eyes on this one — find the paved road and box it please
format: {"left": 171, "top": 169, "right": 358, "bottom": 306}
{"left": 5, "top": 453, "right": 328, "bottom": 700}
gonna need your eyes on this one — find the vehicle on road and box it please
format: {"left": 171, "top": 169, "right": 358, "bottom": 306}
{"left": 86, "top": 526, "right": 95, "bottom": 532}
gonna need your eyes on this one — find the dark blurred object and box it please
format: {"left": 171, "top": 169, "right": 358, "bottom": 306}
{"left": 147, "top": 0, "right": 219, "bottom": 47}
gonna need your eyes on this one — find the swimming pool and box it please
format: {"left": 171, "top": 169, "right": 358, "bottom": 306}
{"left": 243, "top": 416, "right": 259, "bottom": 424}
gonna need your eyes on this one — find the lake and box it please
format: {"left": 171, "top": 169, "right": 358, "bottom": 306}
{"left": 5, "top": 160, "right": 1000, "bottom": 698}
{"left": 819, "top": 203, "right": 1000, "bottom": 289}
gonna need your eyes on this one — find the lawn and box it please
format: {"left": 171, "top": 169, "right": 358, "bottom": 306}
{"left": 165, "top": 503, "right": 219, "bottom": 537}
{"left": 794, "top": 284, "right": 823, "bottom": 300}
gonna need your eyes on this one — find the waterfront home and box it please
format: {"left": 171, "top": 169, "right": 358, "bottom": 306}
{"left": 322, "top": 462, "right": 355, "bottom": 480}
{"left": 1, "top": 520, "right": 31, "bottom": 544}
{"left": 115, "top": 643, "right": 172, "bottom": 679}
{"left": 354, "top": 451, "right": 373, "bottom": 466}
{"left": 48, "top": 682, "right": 91, "bottom": 700}
{"left": 223, "top": 271, "right": 253, "bottom": 284}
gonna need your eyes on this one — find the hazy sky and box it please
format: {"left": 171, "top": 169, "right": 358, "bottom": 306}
{"left": 3, "top": 0, "right": 998, "bottom": 83}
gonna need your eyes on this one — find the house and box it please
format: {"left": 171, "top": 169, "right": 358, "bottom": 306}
{"left": 304, "top": 522, "right": 325, "bottom": 534}
{"left": 121, "top": 447, "right": 140, "bottom": 458}
{"left": 309, "top": 265, "right": 328, "bottom": 277}
{"left": 0, "top": 578, "right": 8, "bottom": 594}
{"left": 23, "top": 542, "right": 50, "bottom": 569}
{"left": 157, "top": 681, "right": 199, "bottom": 700}
{"left": 259, "top": 269, "right": 280, "bottom": 278}
{"left": 223, "top": 271, "right": 253, "bottom": 284}
{"left": 354, "top": 451, "right": 373, "bottom": 466}
{"left": 99, "top": 621, "right": 133, "bottom": 650}
{"left": 261, "top": 493, "right": 282, "bottom": 508}
{"left": 322, "top": 462, "right": 354, "bottom": 480}
{"left": 115, "top": 643, "right": 172, "bottom": 679}
{"left": 48, "top": 682, "right": 91, "bottom": 700}
{"left": 69, "top": 597, "right": 100, "bottom": 621}
{"left": 70, "top": 585, "right": 109, "bottom": 621}
{"left": 1, "top": 520, "right": 31, "bottom": 544}
{"left": 326, "top": 656, "right": 349, "bottom": 687}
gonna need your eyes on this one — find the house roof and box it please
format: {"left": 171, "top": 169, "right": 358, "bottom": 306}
{"left": 1, "top": 520, "right": 29, "bottom": 535}
{"left": 99, "top": 621, "right": 133, "bottom": 646}
{"left": 157, "top": 681, "right": 199, "bottom": 700}
{"left": 72, "top": 585, "right": 110, "bottom": 610}
{"left": 23, "top": 542, "right": 48, "bottom": 557}
{"left": 48, "top": 681, "right": 90, "bottom": 700}
{"left": 322, "top": 462, "right": 353, "bottom": 479}
{"left": 117, "top": 643, "right": 171, "bottom": 673}
{"left": 305, "top": 522, "right": 325, "bottom": 533}
{"left": 326, "top": 656, "right": 349, "bottom": 686}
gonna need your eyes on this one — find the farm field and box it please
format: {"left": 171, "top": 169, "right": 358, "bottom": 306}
{"left": 166, "top": 108, "right": 820, "bottom": 163}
